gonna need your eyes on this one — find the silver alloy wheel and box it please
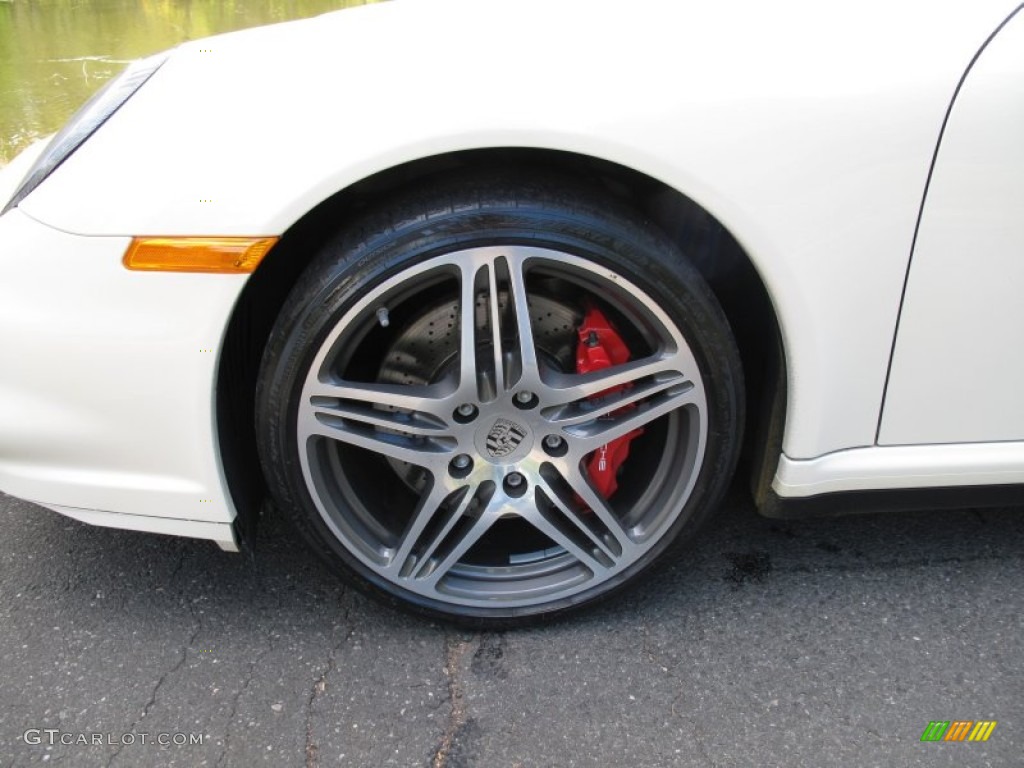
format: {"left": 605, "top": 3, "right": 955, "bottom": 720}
{"left": 295, "top": 245, "right": 708, "bottom": 609}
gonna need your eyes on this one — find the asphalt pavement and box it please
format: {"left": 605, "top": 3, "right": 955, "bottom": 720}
{"left": 1, "top": 487, "right": 1021, "bottom": 767}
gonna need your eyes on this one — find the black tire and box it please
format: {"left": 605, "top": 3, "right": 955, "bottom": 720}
{"left": 256, "top": 171, "right": 743, "bottom": 626}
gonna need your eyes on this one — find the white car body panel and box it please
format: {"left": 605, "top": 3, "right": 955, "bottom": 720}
{"left": 0, "top": 1, "right": 1021, "bottom": 548}
{"left": 880, "top": 8, "right": 1024, "bottom": 444}
{"left": 0, "top": 209, "right": 241, "bottom": 548}
{"left": 774, "top": 442, "right": 1024, "bottom": 497}
{"left": 18, "top": 0, "right": 1018, "bottom": 462}
{"left": 40, "top": 502, "right": 238, "bottom": 552}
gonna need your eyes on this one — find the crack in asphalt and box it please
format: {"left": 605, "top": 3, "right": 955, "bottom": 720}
{"left": 214, "top": 632, "right": 276, "bottom": 768}
{"left": 304, "top": 661, "right": 331, "bottom": 768}
{"left": 105, "top": 597, "right": 203, "bottom": 768}
{"left": 211, "top": 549, "right": 286, "bottom": 768}
{"left": 431, "top": 635, "right": 472, "bottom": 768}
{"left": 305, "top": 591, "right": 353, "bottom": 768}
{"left": 167, "top": 547, "right": 189, "bottom": 584}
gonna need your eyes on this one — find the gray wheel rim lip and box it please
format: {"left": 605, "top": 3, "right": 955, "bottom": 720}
{"left": 295, "top": 245, "right": 709, "bottom": 609}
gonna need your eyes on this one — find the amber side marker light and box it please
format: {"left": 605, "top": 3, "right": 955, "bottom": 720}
{"left": 123, "top": 236, "right": 278, "bottom": 273}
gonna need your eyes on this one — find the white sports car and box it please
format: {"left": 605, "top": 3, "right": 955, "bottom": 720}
{"left": 1, "top": 0, "right": 1021, "bottom": 623}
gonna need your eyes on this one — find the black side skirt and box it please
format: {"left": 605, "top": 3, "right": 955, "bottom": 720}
{"left": 760, "top": 484, "right": 1024, "bottom": 519}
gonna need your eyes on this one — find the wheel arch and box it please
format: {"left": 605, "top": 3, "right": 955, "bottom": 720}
{"left": 216, "top": 148, "right": 787, "bottom": 543}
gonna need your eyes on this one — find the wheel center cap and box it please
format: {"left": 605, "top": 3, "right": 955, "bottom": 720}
{"left": 475, "top": 416, "right": 534, "bottom": 463}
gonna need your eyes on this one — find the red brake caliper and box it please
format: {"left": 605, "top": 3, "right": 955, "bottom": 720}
{"left": 575, "top": 306, "right": 642, "bottom": 500}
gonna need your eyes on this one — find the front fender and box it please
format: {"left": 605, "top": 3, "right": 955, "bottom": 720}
{"left": 16, "top": 0, "right": 1017, "bottom": 459}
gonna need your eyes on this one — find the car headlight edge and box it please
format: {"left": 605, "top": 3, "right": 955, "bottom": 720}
{"left": 1, "top": 51, "right": 169, "bottom": 216}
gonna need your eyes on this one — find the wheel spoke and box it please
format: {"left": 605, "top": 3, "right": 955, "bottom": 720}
{"left": 567, "top": 381, "right": 701, "bottom": 447}
{"left": 455, "top": 249, "right": 541, "bottom": 400}
{"left": 534, "top": 476, "right": 627, "bottom": 570}
{"left": 542, "top": 371, "right": 691, "bottom": 427}
{"left": 551, "top": 467, "right": 637, "bottom": 557}
{"left": 528, "top": 511, "right": 613, "bottom": 573}
{"left": 485, "top": 258, "right": 507, "bottom": 395}
{"left": 308, "top": 380, "right": 450, "bottom": 420}
{"left": 457, "top": 256, "right": 484, "bottom": 400}
{"left": 505, "top": 251, "right": 540, "bottom": 386}
{"left": 299, "top": 410, "right": 455, "bottom": 466}
{"left": 417, "top": 486, "right": 502, "bottom": 585}
{"left": 309, "top": 398, "right": 448, "bottom": 437}
{"left": 542, "top": 351, "right": 693, "bottom": 404}
{"left": 387, "top": 482, "right": 473, "bottom": 578}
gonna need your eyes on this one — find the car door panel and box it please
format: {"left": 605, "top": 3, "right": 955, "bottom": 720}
{"left": 881, "top": 7, "right": 1024, "bottom": 445}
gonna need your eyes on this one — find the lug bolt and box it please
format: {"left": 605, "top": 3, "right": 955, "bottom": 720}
{"left": 450, "top": 450, "right": 473, "bottom": 475}
{"left": 454, "top": 403, "right": 478, "bottom": 422}
{"left": 513, "top": 391, "right": 537, "bottom": 409}
{"left": 505, "top": 472, "right": 524, "bottom": 488}
{"left": 543, "top": 434, "right": 568, "bottom": 457}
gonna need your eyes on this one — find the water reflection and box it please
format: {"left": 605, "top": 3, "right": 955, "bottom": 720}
{"left": 0, "top": 0, "right": 381, "bottom": 164}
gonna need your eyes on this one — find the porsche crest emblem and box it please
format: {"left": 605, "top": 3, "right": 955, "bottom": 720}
{"left": 485, "top": 418, "right": 528, "bottom": 458}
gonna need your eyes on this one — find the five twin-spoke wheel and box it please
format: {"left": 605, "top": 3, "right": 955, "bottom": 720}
{"left": 257, "top": 175, "right": 743, "bottom": 624}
